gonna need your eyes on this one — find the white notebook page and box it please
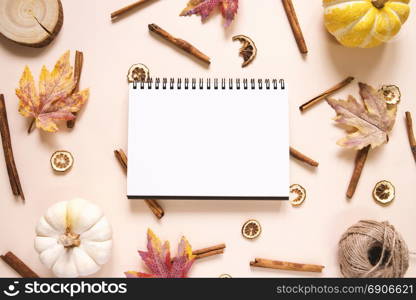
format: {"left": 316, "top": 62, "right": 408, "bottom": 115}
{"left": 127, "top": 80, "right": 289, "bottom": 199}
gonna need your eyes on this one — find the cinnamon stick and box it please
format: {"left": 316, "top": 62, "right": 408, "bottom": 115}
{"left": 299, "top": 77, "right": 355, "bottom": 112}
{"left": 346, "top": 145, "right": 370, "bottom": 199}
{"left": 148, "top": 23, "right": 211, "bottom": 65}
{"left": 250, "top": 258, "right": 324, "bottom": 273}
{"left": 195, "top": 249, "right": 224, "bottom": 259}
{"left": 111, "top": 0, "right": 155, "bottom": 20}
{"left": 193, "top": 244, "right": 226, "bottom": 260}
{"left": 114, "top": 149, "right": 164, "bottom": 219}
{"left": 1, "top": 251, "right": 39, "bottom": 278}
{"left": 405, "top": 112, "right": 416, "bottom": 163}
{"left": 290, "top": 147, "right": 319, "bottom": 167}
{"left": 67, "top": 51, "right": 84, "bottom": 128}
{"left": 114, "top": 149, "right": 128, "bottom": 171}
{"left": 281, "top": 0, "right": 308, "bottom": 54}
{"left": 0, "top": 95, "right": 25, "bottom": 201}
{"left": 143, "top": 199, "right": 164, "bottom": 219}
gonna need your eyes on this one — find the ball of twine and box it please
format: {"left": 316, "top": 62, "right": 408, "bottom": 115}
{"left": 338, "top": 220, "right": 409, "bottom": 278}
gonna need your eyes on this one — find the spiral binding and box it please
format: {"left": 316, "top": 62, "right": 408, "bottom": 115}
{"left": 132, "top": 78, "right": 285, "bottom": 90}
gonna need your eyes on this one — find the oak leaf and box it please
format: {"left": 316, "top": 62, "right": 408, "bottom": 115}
{"left": 125, "top": 229, "right": 195, "bottom": 278}
{"left": 16, "top": 51, "right": 89, "bottom": 132}
{"left": 326, "top": 83, "right": 398, "bottom": 150}
{"left": 180, "top": 0, "right": 239, "bottom": 27}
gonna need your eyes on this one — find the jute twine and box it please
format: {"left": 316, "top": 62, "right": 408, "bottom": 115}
{"left": 338, "top": 220, "right": 409, "bottom": 278}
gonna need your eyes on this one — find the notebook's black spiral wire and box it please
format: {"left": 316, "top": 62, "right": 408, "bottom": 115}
{"left": 133, "top": 78, "right": 285, "bottom": 90}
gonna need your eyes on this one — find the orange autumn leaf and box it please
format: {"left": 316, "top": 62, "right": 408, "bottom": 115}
{"left": 16, "top": 51, "right": 89, "bottom": 132}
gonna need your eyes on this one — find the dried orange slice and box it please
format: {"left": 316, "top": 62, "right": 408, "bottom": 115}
{"left": 232, "top": 35, "right": 257, "bottom": 68}
{"left": 290, "top": 184, "right": 306, "bottom": 206}
{"left": 127, "top": 63, "right": 150, "bottom": 83}
{"left": 373, "top": 180, "right": 395, "bottom": 205}
{"left": 241, "top": 219, "right": 261, "bottom": 239}
{"left": 379, "top": 85, "right": 401, "bottom": 105}
{"left": 51, "top": 151, "right": 74, "bottom": 172}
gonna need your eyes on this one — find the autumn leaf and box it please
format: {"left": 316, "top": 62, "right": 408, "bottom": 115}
{"left": 125, "top": 229, "right": 195, "bottom": 278}
{"left": 326, "top": 83, "right": 398, "bottom": 150}
{"left": 180, "top": 0, "right": 239, "bottom": 27}
{"left": 16, "top": 51, "right": 89, "bottom": 132}
{"left": 180, "top": 0, "right": 204, "bottom": 15}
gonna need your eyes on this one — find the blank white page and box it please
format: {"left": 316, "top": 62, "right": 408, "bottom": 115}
{"left": 127, "top": 80, "right": 289, "bottom": 200}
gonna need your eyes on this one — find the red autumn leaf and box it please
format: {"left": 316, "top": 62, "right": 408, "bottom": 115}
{"left": 180, "top": 0, "right": 239, "bottom": 27}
{"left": 125, "top": 229, "right": 195, "bottom": 278}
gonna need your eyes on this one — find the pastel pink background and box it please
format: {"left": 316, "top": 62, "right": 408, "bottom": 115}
{"left": 0, "top": 0, "right": 415, "bottom": 278}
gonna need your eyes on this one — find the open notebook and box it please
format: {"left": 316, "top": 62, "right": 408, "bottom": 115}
{"left": 127, "top": 78, "right": 289, "bottom": 200}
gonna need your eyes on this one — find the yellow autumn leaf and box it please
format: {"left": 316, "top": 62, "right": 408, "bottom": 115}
{"left": 15, "top": 51, "right": 89, "bottom": 132}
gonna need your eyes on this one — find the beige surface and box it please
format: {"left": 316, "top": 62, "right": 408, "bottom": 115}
{"left": 0, "top": 0, "right": 415, "bottom": 278}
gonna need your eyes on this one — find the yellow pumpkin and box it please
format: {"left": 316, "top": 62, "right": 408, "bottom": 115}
{"left": 323, "top": 0, "right": 410, "bottom": 48}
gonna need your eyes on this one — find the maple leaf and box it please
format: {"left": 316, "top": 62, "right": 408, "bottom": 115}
{"left": 125, "top": 229, "right": 195, "bottom": 278}
{"left": 16, "top": 51, "right": 89, "bottom": 132}
{"left": 326, "top": 83, "right": 398, "bottom": 150}
{"left": 180, "top": 0, "right": 239, "bottom": 27}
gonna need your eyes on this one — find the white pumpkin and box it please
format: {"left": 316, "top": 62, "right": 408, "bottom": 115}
{"left": 34, "top": 198, "right": 112, "bottom": 278}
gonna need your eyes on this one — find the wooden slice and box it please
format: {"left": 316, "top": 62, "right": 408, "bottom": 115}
{"left": 0, "top": 0, "right": 63, "bottom": 48}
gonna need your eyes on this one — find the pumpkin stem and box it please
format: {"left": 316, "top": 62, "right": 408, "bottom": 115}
{"left": 372, "top": 0, "right": 389, "bottom": 9}
{"left": 59, "top": 231, "right": 81, "bottom": 248}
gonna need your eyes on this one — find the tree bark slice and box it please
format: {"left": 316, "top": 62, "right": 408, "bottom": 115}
{"left": 0, "top": 0, "right": 63, "bottom": 48}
